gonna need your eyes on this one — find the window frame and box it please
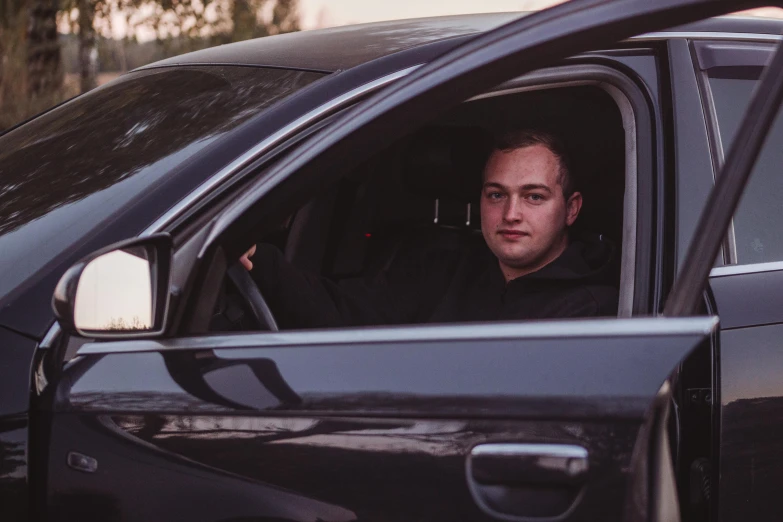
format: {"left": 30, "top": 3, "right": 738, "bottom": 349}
{"left": 693, "top": 37, "right": 780, "bottom": 270}
{"left": 172, "top": 60, "right": 656, "bottom": 336}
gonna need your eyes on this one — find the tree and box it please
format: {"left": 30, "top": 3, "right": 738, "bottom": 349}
{"left": 26, "top": 0, "right": 62, "bottom": 96}
{"left": 77, "top": 0, "right": 97, "bottom": 91}
{"left": 106, "top": 315, "right": 147, "bottom": 330}
{"left": 60, "top": 0, "right": 117, "bottom": 93}
{"left": 1, "top": 0, "right": 301, "bottom": 130}
{"left": 0, "top": 0, "right": 25, "bottom": 107}
{"left": 230, "top": 0, "right": 298, "bottom": 42}
{"left": 269, "top": 0, "right": 298, "bottom": 35}
{"left": 62, "top": 0, "right": 300, "bottom": 94}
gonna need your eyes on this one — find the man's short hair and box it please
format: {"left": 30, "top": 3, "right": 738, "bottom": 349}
{"left": 492, "top": 129, "right": 576, "bottom": 199}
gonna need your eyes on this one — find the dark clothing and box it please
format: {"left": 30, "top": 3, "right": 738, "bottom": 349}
{"left": 251, "top": 233, "right": 619, "bottom": 329}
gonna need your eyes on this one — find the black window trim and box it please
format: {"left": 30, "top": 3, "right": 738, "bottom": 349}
{"left": 691, "top": 38, "right": 740, "bottom": 265}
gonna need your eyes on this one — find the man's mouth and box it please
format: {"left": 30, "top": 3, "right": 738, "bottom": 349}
{"left": 498, "top": 229, "right": 528, "bottom": 239}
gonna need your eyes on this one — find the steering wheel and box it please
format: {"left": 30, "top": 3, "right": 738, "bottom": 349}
{"left": 226, "top": 261, "right": 279, "bottom": 331}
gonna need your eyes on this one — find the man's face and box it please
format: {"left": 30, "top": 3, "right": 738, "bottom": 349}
{"left": 480, "top": 144, "right": 582, "bottom": 278}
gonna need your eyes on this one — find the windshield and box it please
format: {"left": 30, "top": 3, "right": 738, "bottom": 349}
{"left": 0, "top": 65, "right": 324, "bottom": 305}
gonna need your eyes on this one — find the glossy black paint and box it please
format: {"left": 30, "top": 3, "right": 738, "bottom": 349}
{"left": 38, "top": 324, "right": 710, "bottom": 521}
{"left": 58, "top": 332, "right": 706, "bottom": 419}
{"left": 0, "top": 414, "right": 28, "bottom": 521}
{"left": 0, "top": 326, "right": 37, "bottom": 520}
{"left": 0, "top": 326, "right": 38, "bottom": 416}
{"left": 708, "top": 270, "right": 783, "bottom": 522}
{"left": 709, "top": 270, "right": 783, "bottom": 328}
{"left": 46, "top": 413, "right": 638, "bottom": 522}
{"left": 715, "top": 325, "right": 783, "bottom": 522}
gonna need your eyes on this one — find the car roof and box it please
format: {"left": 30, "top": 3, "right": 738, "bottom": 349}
{"left": 142, "top": 12, "right": 783, "bottom": 73}
{"left": 143, "top": 13, "right": 520, "bottom": 72}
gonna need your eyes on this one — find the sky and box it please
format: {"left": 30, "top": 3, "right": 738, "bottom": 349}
{"left": 295, "top": 1, "right": 783, "bottom": 30}
{"left": 74, "top": 250, "right": 152, "bottom": 330}
{"left": 98, "top": 0, "right": 783, "bottom": 41}
{"left": 297, "top": 0, "right": 566, "bottom": 30}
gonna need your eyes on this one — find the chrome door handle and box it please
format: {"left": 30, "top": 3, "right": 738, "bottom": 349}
{"left": 470, "top": 443, "right": 589, "bottom": 485}
{"left": 467, "top": 443, "right": 589, "bottom": 520}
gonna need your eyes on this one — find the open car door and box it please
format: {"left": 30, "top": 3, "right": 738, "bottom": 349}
{"left": 38, "top": 0, "right": 783, "bottom": 521}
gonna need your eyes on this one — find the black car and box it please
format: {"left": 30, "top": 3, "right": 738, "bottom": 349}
{"left": 3, "top": 0, "right": 783, "bottom": 520}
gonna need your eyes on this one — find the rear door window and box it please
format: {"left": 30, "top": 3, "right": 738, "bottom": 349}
{"left": 697, "top": 41, "right": 783, "bottom": 264}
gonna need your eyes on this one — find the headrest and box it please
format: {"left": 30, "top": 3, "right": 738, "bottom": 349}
{"left": 403, "top": 126, "right": 491, "bottom": 204}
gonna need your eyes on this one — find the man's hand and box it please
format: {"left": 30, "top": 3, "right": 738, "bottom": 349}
{"left": 240, "top": 244, "right": 256, "bottom": 271}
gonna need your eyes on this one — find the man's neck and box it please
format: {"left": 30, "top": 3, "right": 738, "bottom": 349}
{"left": 499, "top": 238, "right": 569, "bottom": 283}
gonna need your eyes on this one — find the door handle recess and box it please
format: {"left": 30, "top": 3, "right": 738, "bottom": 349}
{"left": 467, "top": 443, "right": 589, "bottom": 521}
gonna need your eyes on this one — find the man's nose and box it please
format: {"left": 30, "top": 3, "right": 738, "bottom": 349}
{"left": 503, "top": 197, "right": 523, "bottom": 223}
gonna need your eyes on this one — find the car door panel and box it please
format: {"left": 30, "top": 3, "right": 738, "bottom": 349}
{"left": 43, "top": 318, "right": 714, "bottom": 521}
{"left": 68, "top": 323, "right": 712, "bottom": 418}
{"left": 710, "top": 268, "right": 783, "bottom": 329}
{"left": 716, "top": 324, "right": 783, "bottom": 522}
{"left": 45, "top": 413, "right": 358, "bottom": 522}
{"left": 0, "top": 327, "right": 36, "bottom": 522}
{"left": 51, "top": 414, "right": 634, "bottom": 522}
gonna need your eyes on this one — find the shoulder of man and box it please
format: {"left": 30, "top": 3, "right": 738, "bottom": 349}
{"left": 569, "top": 283, "right": 619, "bottom": 317}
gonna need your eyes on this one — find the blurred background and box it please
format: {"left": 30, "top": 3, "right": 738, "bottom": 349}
{"left": 0, "top": 0, "right": 780, "bottom": 131}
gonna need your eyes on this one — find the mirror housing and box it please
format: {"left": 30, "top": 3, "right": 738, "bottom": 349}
{"left": 53, "top": 234, "right": 173, "bottom": 339}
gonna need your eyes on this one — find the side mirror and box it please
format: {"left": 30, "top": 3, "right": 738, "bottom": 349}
{"left": 53, "top": 234, "right": 173, "bottom": 339}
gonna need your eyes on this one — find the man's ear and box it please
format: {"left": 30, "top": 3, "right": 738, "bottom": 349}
{"left": 565, "top": 191, "right": 583, "bottom": 226}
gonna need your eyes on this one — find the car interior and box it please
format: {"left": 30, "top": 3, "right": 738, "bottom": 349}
{"left": 211, "top": 83, "right": 628, "bottom": 332}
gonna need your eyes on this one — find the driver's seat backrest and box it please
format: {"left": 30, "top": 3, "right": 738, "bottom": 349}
{"left": 324, "top": 126, "right": 490, "bottom": 280}
{"left": 360, "top": 127, "right": 491, "bottom": 278}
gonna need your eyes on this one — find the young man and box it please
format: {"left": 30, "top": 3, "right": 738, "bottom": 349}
{"left": 241, "top": 129, "right": 618, "bottom": 329}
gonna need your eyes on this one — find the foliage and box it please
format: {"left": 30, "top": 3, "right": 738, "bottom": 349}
{"left": 1, "top": 6, "right": 74, "bottom": 129}
{"left": 227, "top": 0, "right": 298, "bottom": 43}
{"left": 106, "top": 315, "right": 148, "bottom": 330}
{"left": 57, "top": 0, "right": 299, "bottom": 51}
{"left": 0, "top": 0, "right": 300, "bottom": 130}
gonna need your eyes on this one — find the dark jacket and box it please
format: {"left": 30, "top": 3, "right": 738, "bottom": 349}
{"left": 250, "top": 233, "right": 619, "bottom": 329}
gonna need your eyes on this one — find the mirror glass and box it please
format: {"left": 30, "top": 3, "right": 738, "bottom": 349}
{"left": 74, "top": 247, "right": 153, "bottom": 331}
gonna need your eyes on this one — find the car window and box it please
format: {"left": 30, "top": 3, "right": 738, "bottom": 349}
{"left": 214, "top": 82, "right": 633, "bottom": 333}
{"left": 0, "top": 65, "right": 324, "bottom": 306}
{"left": 707, "top": 64, "right": 783, "bottom": 265}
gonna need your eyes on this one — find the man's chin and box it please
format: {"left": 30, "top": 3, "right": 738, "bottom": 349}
{"left": 498, "top": 252, "right": 535, "bottom": 270}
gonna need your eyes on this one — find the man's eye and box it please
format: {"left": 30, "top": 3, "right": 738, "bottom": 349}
{"left": 528, "top": 194, "right": 545, "bottom": 202}
{"left": 487, "top": 192, "right": 503, "bottom": 200}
